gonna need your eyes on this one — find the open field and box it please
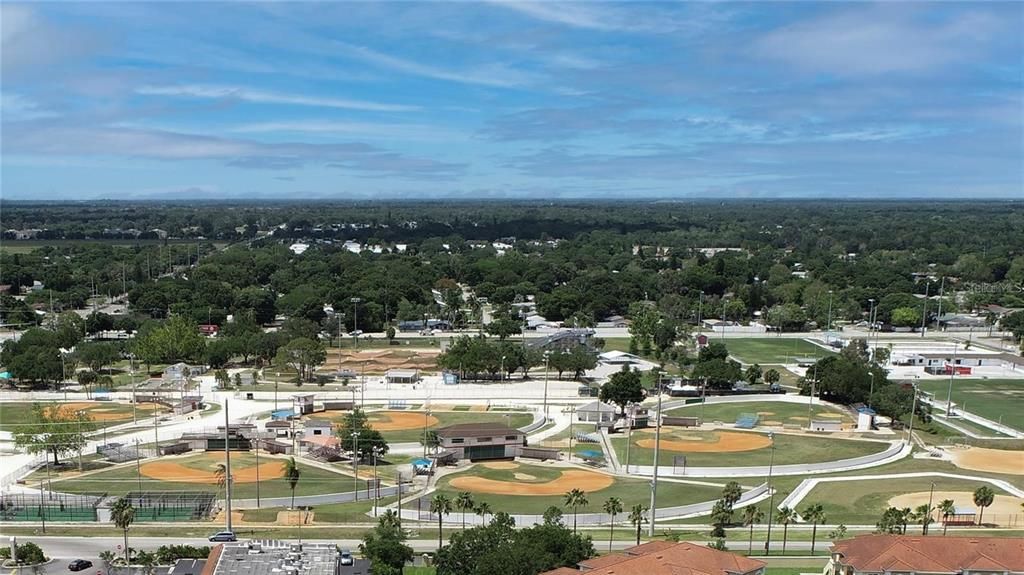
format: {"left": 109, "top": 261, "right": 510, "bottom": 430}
{"left": 799, "top": 476, "right": 1023, "bottom": 525}
{"left": 0, "top": 400, "right": 164, "bottom": 432}
{"left": 317, "top": 409, "right": 534, "bottom": 443}
{"left": 47, "top": 452, "right": 351, "bottom": 499}
{"left": 916, "top": 378, "right": 1024, "bottom": 432}
{"left": 610, "top": 428, "right": 887, "bottom": 467}
{"left": 431, "top": 462, "right": 724, "bottom": 515}
{"left": 724, "top": 338, "right": 835, "bottom": 365}
{"left": 666, "top": 400, "right": 853, "bottom": 428}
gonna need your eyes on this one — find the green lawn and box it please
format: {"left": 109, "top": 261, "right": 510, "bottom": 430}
{"left": 430, "top": 463, "right": 724, "bottom": 515}
{"left": 0, "top": 400, "right": 163, "bottom": 432}
{"left": 725, "top": 338, "right": 834, "bottom": 365}
{"left": 915, "top": 378, "right": 1024, "bottom": 432}
{"left": 799, "top": 476, "right": 1016, "bottom": 525}
{"left": 666, "top": 400, "right": 853, "bottom": 427}
{"left": 240, "top": 495, "right": 399, "bottom": 523}
{"left": 318, "top": 410, "right": 535, "bottom": 443}
{"left": 47, "top": 453, "right": 352, "bottom": 499}
{"left": 610, "top": 429, "right": 887, "bottom": 467}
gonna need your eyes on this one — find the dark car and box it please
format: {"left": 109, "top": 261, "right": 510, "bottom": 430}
{"left": 68, "top": 559, "right": 93, "bottom": 571}
{"left": 208, "top": 531, "right": 237, "bottom": 542}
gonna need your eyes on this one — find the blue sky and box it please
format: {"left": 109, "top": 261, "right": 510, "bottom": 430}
{"left": 1, "top": 1, "right": 1022, "bottom": 200}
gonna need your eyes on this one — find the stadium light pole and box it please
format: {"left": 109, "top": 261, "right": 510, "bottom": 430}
{"left": 763, "top": 432, "right": 776, "bottom": 553}
{"left": 867, "top": 298, "right": 876, "bottom": 361}
{"left": 543, "top": 351, "right": 551, "bottom": 419}
{"left": 648, "top": 387, "right": 663, "bottom": 537}
{"left": 826, "top": 290, "right": 834, "bottom": 345}
{"left": 350, "top": 297, "right": 362, "bottom": 349}
{"left": 920, "top": 282, "right": 930, "bottom": 338}
{"left": 946, "top": 344, "right": 957, "bottom": 417}
{"left": 224, "top": 399, "right": 233, "bottom": 534}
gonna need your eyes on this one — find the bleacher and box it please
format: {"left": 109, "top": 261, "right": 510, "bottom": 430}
{"left": 388, "top": 400, "right": 408, "bottom": 410}
{"left": 308, "top": 446, "right": 344, "bottom": 462}
{"left": 574, "top": 432, "right": 601, "bottom": 443}
{"left": 735, "top": 413, "right": 759, "bottom": 429}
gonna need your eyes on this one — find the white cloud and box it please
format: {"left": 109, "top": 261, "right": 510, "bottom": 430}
{"left": 755, "top": 8, "right": 1004, "bottom": 75}
{"left": 1, "top": 92, "right": 56, "bottom": 121}
{"left": 339, "top": 43, "right": 538, "bottom": 88}
{"left": 135, "top": 84, "right": 419, "bottom": 112}
{"left": 229, "top": 120, "right": 465, "bottom": 141}
{"left": 485, "top": 1, "right": 623, "bottom": 31}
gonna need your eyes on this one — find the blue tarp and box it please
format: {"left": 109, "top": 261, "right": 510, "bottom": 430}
{"left": 578, "top": 450, "right": 604, "bottom": 459}
{"left": 0, "top": 371, "right": 11, "bottom": 379}
{"left": 412, "top": 458, "right": 432, "bottom": 468}
{"left": 271, "top": 409, "right": 294, "bottom": 420}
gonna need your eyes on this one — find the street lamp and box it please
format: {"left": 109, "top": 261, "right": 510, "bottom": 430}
{"left": 907, "top": 384, "right": 919, "bottom": 445}
{"left": 500, "top": 355, "right": 506, "bottom": 384}
{"left": 868, "top": 373, "right": 875, "bottom": 410}
{"left": 542, "top": 351, "right": 551, "bottom": 419}
{"left": 826, "top": 290, "right": 834, "bottom": 345}
{"left": 696, "top": 290, "right": 704, "bottom": 332}
{"left": 763, "top": 432, "right": 777, "bottom": 553}
{"left": 867, "top": 298, "right": 876, "bottom": 361}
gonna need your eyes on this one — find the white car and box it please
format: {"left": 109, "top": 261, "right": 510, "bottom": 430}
{"left": 340, "top": 550, "right": 354, "bottom": 566}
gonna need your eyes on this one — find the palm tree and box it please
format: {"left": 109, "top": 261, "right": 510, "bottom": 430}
{"left": 284, "top": 457, "right": 301, "bottom": 510}
{"left": 776, "top": 506, "right": 797, "bottom": 555}
{"left": 430, "top": 494, "right": 452, "bottom": 549}
{"left": 899, "top": 507, "right": 912, "bottom": 534}
{"left": 801, "top": 504, "right": 826, "bottom": 554}
{"left": 937, "top": 499, "right": 956, "bottom": 536}
{"left": 214, "top": 463, "right": 228, "bottom": 490}
{"left": 914, "top": 503, "right": 933, "bottom": 535}
{"left": 135, "top": 550, "right": 157, "bottom": 575}
{"left": 474, "top": 502, "right": 492, "bottom": 526}
{"left": 973, "top": 486, "right": 995, "bottom": 526}
{"left": 743, "top": 506, "right": 765, "bottom": 555}
{"left": 111, "top": 497, "right": 135, "bottom": 565}
{"left": 628, "top": 504, "right": 647, "bottom": 546}
{"left": 564, "top": 489, "right": 588, "bottom": 534}
{"left": 456, "top": 491, "right": 475, "bottom": 529}
{"left": 603, "top": 497, "right": 623, "bottom": 552}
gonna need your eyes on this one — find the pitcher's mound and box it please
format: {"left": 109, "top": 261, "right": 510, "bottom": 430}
{"left": 950, "top": 447, "right": 1024, "bottom": 475}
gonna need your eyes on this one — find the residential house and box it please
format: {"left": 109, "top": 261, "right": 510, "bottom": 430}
{"left": 541, "top": 541, "right": 765, "bottom": 575}
{"left": 826, "top": 535, "right": 1024, "bottom": 575}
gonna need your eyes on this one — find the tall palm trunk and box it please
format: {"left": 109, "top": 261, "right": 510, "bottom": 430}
{"left": 123, "top": 528, "right": 130, "bottom": 564}
{"left": 810, "top": 521, "right": 818, "bottom": 554}
{"left": 636, "top": 522, "right": 641, "bottom": 546}
{"left": 608, "top": 516, "right": 615, "bottom": 553}
{"left": 782, "top": 524, "right": 788, "bottom": 555}
{"left": 437, "top": 515, "right": 443, "bottom": 549}
{"left": 573, "top": 507, "right": 578, "bottom": 533}
{"left": 749, "top": 523, "right": 755, "bottom": 554}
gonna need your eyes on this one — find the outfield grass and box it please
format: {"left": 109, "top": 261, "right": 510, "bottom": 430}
{"left": 47, "top": 453, "right": 352, "bottom": 499}
{"left": 610, "top": 429, "right": 887, "bottom": 467}
{"left": 798, "top": 476, "right": 1014, "bottom": 525}
{"left": 0, "top": 400, "right": 163, "bottom": 432}
{"left": 318, "top": 410, "right": 535, "bottom": 443}
{"left": 915, "top": 378, "right": 1024, "bottom": 432}
{"left": 725, "top": 338, "right": 834, "bottom": 365}
{"left": 430, "top": 464, "right": 724, "bottom": 515}
{"left": 240, "top": 495, "right": 400, "bottom": 523}
{"left": 665, "top": 400, "right": 853, "bottom": 427}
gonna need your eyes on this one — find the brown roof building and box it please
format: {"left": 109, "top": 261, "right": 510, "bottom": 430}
{"left": 827, "top": 535, "right": 1024, "bottom": 575}
{"left": 434, "top": 422, "right": 525, "bottom": 461}
{"left": 541, "top": 541, "right": 765, "bottom": 575}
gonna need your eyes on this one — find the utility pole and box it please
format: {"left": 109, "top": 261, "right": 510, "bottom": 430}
{"left": 920, "top": 282, "right": 930, "bottom": 337}
{"left": 763, "top": 433, "right": 776, "bottom": 553}
{"left": 935, "top": 277, "right": 945, "bottom": 330}
{"left": 648, "top": 389, "right": 663, "bottom": 536}
{"left": 225, "top": 399, "right": 233, "bottom": 533}
{"left": 946, "top": 343, "right": 958, "bottom": 417}
{"left": 543, "top": 351, "right": 551, "bottom": 419}
{"left": 825, "top": 290, "right": 834, "bottom": 345}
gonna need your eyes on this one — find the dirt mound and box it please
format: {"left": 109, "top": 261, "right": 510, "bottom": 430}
{"left": 449, "top": 469, "right": 614, "bottom": 496}
{"left": 635, "top": 431, "right": 772, "bottom": 453}
{"left": 950, "top": 447, "right": 1024, "bottom": 475}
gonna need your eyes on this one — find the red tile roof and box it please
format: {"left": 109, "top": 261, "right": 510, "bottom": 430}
{"left": 831, "top": 535, "right": 1024, "bottom": 573}
{"left": 540, "top": 541, "right": 764, "bottom": 575}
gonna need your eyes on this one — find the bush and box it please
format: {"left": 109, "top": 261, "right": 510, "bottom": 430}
{"left": 0, "top": 541, "right": 48, "bottom": 565}
{"left": 155, "top": 545, "right": 211, "bottom": 564}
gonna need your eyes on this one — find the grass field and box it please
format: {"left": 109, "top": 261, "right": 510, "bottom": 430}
{"left": 725, "top": 338, "right": 835, "bottom": 365}
{"left": 430, "top": 463, "right": 724, "bottom": 515}
{"left": 47, "top": 453, "right": 351, "bottom": 499}
{"left": 0, "top": 400, "right": 164, "bottom": 432}
{"left": 915, "top": 378, "right": 1024, "bottom": 432}
{"left": 665, "top": 400, "right": 853, "bottom": 427}
{"left": 610, "top": 429, "right": 887, "bottom": 467}
{"left": 318, "top": 410, "right": 535, "bottom": 443}
{"left": 799, "top": 476, "right": 1018, "bottom": 525}
{"left": 239, "top": 495, "right": 400, "bottom": 523}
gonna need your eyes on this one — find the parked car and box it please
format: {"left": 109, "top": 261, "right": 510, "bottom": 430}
{"left": 208, "top": 531, "right": 237, "bottom": 542}
{"left": 340, "top": 550, "right": 354, "bottom": 566}
{"left": 68, "top": 559, "right": 93, "bottom": 571}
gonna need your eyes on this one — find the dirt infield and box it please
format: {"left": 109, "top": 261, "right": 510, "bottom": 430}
{"left": 890, "top": 491, "right": 1024, "bottom": 518}
{"left": 140, "top": 453, "right": 285, "bottom": 484}
{"left": 950, "top": 447, "right": 1024, "bottom": 475}
{"left": 368, "top": 411, "right": 439, "bottom": 432}
{"left": 482, "top": 461, "right": 519, "bottom": 470}
{"left": 449, "top": 469, "right": 614, "bottom": 496}
{"left": 47, "top": 402, "right": 162, "bottom": 421}
{"left": 635, "top": 430, "right": 772, "bottom": 453}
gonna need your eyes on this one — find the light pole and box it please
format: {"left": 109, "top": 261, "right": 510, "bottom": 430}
{"left": 926, "top": 481, "right": 935, "bottom": 535}
{"left": 352, "top": 431, "right": 361, "bottom": 501}
{"left": 130, "top": 356, "right": 138, "bottom": 425}
{"left": 422, "top": 408, "right": 432, "bottom": 457}
{"left": 907, "top": 384, "right": 919, "bottom": 445}
{"left": 826, "top": 290, "right": 834, "bottom": 345}
{"left": 868, "top": 372, "right": 875, "bottom": 410}
{"left": 648, "top": 387, "right": 663, "bottom": 536}
{"left": 274, "top": 372, "right": 279, "bottom": 411}
{"left": 946, "top": 343, "right": 958, "bottom": 417}
{"left": 867, "top": 298, "right": 876, "bottom": 361}
{"left": 372, "top": 446, "right": 382, "bottom": 515}
{"left": 721, "top": 295, "right": 728, "bottom": 341}
{"left": 76, "top": 411, "right": 84, "bottom": 473}
{"left": 500, "top": 355, "right": 506, "bottom": 384}
{"left": 920, "top": 282, "right": 930, "bottom": 337}
{"left": 351, "top": 297, "right": 362, "bottom": 349}
{"left": 543, "top": 351, "right": 551, "bottom": 419}
{"left": 763, "top": 432, "right": 777, "bottom": 553}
